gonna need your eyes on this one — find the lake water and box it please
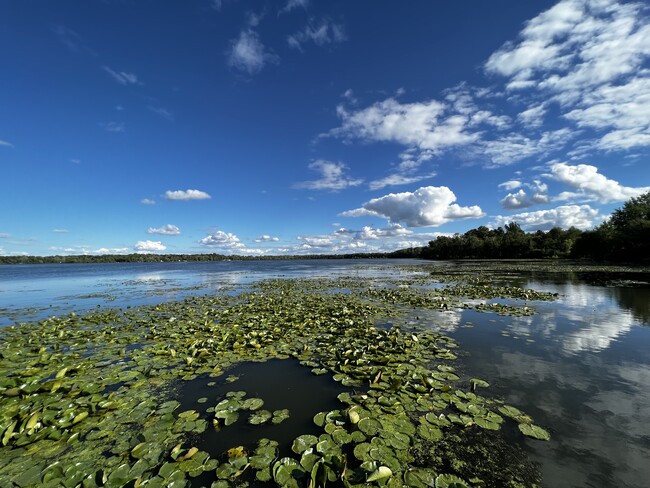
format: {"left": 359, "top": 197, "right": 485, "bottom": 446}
{"left": 1, "top": 259, "right": 649, "bottom": 488}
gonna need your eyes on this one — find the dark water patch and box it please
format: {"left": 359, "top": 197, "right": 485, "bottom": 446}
{"left": 174, "top": 359, "right": 347, "bottom": 475}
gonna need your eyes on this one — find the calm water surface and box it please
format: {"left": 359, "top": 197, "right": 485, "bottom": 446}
{"left": 1, "top": 259, "right": 649, "bottom": 488}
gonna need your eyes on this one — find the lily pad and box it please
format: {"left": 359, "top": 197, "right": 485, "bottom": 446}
{"left": 518, "top": 423, "right": 551, "bottom": 441}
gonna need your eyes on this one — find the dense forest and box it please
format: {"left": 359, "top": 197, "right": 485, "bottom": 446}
{"left": 1, "top": 192, "right": 648, "bottom": 265}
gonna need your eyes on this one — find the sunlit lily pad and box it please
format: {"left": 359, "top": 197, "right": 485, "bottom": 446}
{"left": 518, "top": 423, "right": 551, "bottom": 441}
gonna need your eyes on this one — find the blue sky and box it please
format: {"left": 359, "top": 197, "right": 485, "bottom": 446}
{"left": 1, "top": 0, "right": 649, "bottom": 256}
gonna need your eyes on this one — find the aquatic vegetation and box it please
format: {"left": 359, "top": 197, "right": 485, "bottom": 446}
{"left": 0, "top": 276, "right": 551, "bottom": 487}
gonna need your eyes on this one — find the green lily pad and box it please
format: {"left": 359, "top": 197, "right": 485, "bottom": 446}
{"left": 518, "top": 423, "right": 550, "bottom": 441}
{"left": 291, "top": 435, "right": 318, "bottom": 454}
{"left": 249, "top": 410, "right": 273, "bottom": 425}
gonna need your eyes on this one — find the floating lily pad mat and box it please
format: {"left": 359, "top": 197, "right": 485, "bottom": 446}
{"left": 0, "top": 277, "right": 552, "bottom": 488}
{"left": 177, "top": 359, "right": 347, "bottom": 457}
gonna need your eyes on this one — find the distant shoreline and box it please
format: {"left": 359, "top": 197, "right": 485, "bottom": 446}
{"left": 0, "top": 252, "right": 409, "bottom": 265}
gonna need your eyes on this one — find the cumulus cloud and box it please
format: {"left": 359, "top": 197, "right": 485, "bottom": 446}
{"left": 228, "top": 30, "right": 278, "bottom": 75}
{"left": 102, "top": 66, "right": 140, "bottom": 85}
{"left": 340, "top": 186, "right": 484, "bottom": 228}
{"left": 254, "top": 235, "right": 280, "bottom": 242}
{"left": 499, "top": 180, "right": 523, "bottom": 191}
{"left": 492, "top": 204, "right": 601, "bottom": 231}
{"left": 283, "top": 224, "right": 446, "bottom": 254}
{"left": 134, "top": 240, "right": 166, "bottom": 252}
{"left": 500, "top": 189, "right": 550, "bottom": 210}
{"left": 294, "top": 160, "right": 363, "bottom": 191}
{"left": 288, "top": 20, "right": 346, "bottom": 51}
{"left": 199, "top": 231, "right": 244, "bottom": 248}
{"left": 0, "top": 139, "right": 13, "bottom": 147}
{"left": 549, "top": 162, "right": 650, "bottom": 203}
{"left": 147, "top": 224, "right": 181, "bottom": 236}
{"left": 164, "top": 189, "right": 211, "bottom": 201}
{"left": 141, "top": 198, "right": 156, "bottom": 205}
{"left": 499, "top": 180, "right": 550, "bottom": 210}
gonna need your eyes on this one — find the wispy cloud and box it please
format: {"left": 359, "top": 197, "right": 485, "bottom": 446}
{"left": 148, "top": 106, "right": 174, "bottom": 121}
{"left": 228, "top": 30, "right": 278, "bottom": 75}
{"left": 141, "top": 198, "right": 156, "bottom": 205}
{"left": 103, "top": 122, "right": 125, "bottom": 133}
{"left": 70, "top": 159, "right": 81, "bottom": 164}
{"left": 0, "top": 139, "right": 14, "bottom": 148}
{"left": 52, "top": 25, "right": 96, "bottom": 55}
{"left": 102, "top": 66, "right": 140, "bottom": 86}
{"left": 287, "top": 19, "right": 346, "bottom": 51}
{"left": 51, "top": 229, "right": 69, "bottom": 234}
{"left": 341, "top": 186, "right": 484, "bottom": 228}
{"left": 279, "top": 0, "right": 309, "bottom": 15}
{"left": 164, "top": 189, "right": 212, "bottom": 201}
{"left": 147, "top": 224, "right": 181, "bottom": 236}
{"left": 294, "top": 160, "right": 363, "bottom": 191}
{"left": 0, "top": 233, "right": 10, "bottom": 239}
{"left": 368, "top": 173, "right": 437, "bottom": 191}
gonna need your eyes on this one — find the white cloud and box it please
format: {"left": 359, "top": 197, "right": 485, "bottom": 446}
{"left": 199, "top": 231, "right": 244, "bottom": 248}
{"left": 500, "top": 188, "right": 550, "bottom": 210}
{"left": 148, "top": 106, "right": 174, "bottom": 121}
{"left": 134, "top": 240, "right": 166, "bottom": 252}
{"left": 254, "top": 235, "right": 280, "bottom": 242}
{"left": 485, "top": 0, "right": 650, "bottom": 153}
{"left": 481, "top": 128, "right": 574, "bottom": 166}
{"left": 294, "top": 160, "right": 363, "bottom": 191}
{"left": 228, "top": 30, "right": 278, "bottom": 75}
{"left": 517, "top": 104, "right": 547, "bottom": 128}
{"left": 368, "top": 172, "right": 437, "bottom": 191}
{"left": 498, "top": 180, "right": 523, "bottom": 191}
{"left": 330, "top": 98, "right": 478, "bottom": 155}
{"left": 499, "top": 180, "right": 549, "bottom": 210}
{"left": 164, "top": 189, "right": 212, "bottom": 201}
{"left": 70, "top": 159, "right": 81, "bottom": 164}
{"left": 0, "top": 233, "right": 9, "bottom": 238}
{"left": 147, "top": 224, "right": 181, "bottom": 236}
{"left": 492, "top": 204, "right": 601, "bottom": 231}
{"left": 0, "top": 139, "right": 13, "bottom": 148}
{"left": 141, "top": 198, "right": 156, "bottom": 205}
{"left": 51, "top": 229, "right": 69, "bottom": 234}
{"left": 340, "top": 186, "right": 484, "bottom": 228}
{"left": 288, "top": 20, "right": 346, "bottom": 51}
{"left": 95, "top": 247, "right": 129, "bottom": 255}
{"left": 102, "top": 66, "right": 140, "bottom": 85}
{"left": 549, "top": 161, "right": 650, "bottom": 203}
